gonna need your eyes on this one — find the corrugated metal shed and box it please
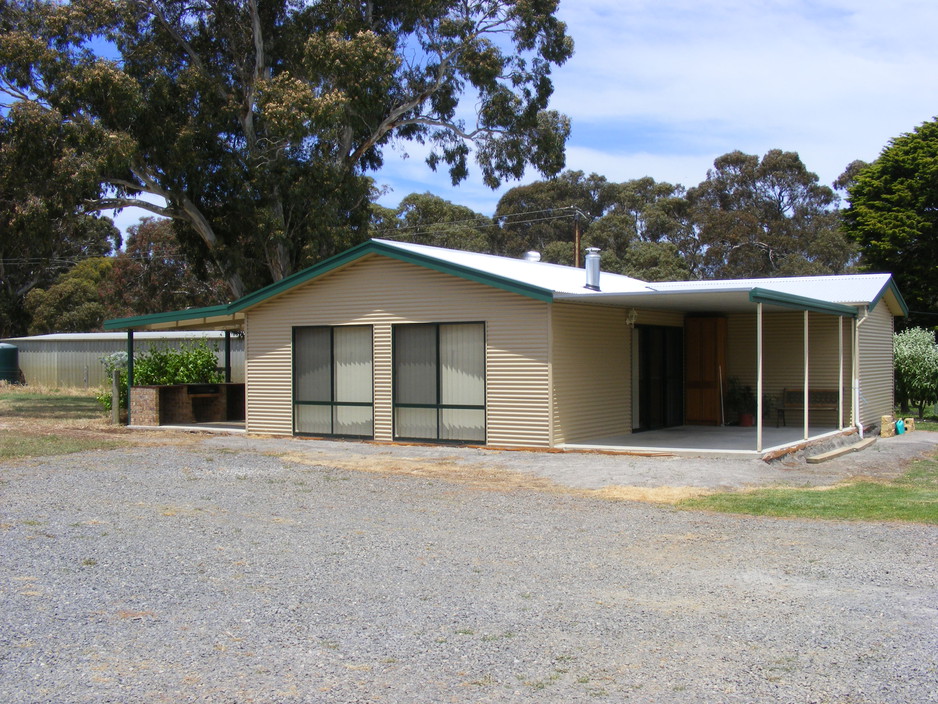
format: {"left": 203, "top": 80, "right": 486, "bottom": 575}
{"left": 0, "top": 332, "right": 244, "bottom": 388}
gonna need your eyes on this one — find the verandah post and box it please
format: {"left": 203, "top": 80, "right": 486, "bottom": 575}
{"left": 126, "top": 330, "right": 134, "bottom": 425}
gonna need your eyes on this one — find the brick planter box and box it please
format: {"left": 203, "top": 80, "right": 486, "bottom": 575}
{"left": 130, "top": 383, "right": 245, "bottom": 426}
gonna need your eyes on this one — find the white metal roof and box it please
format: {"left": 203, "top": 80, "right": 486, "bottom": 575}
{"left": 649, "top": 273, "right": 895, "bottom": 306}
{"left": 373, "top": 239, "right": 651, "bottom": 295}
{"left": 101, "top": 239, "right": 905, "bottom": 333}
{"left": 373, "top": 239, "right": 901, "bottom": 312}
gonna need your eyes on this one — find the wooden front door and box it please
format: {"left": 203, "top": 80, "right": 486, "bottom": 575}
{"left": 684, "top": 316, "right": 727, "bottom": 426}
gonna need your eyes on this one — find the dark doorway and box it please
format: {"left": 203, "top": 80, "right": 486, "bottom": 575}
{"left": 636, "top": 325, "right": 684, "bottom": 430}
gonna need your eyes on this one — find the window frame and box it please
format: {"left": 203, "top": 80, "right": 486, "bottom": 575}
{"left": 292, "top": 325, "right": 374, "bottom": 439}
{"left": 392, "top": 322, "right": 487, "bottom": 444}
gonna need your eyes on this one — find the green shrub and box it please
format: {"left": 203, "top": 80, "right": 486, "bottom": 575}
{"left": 133, "top": 340, "right": 223, "bottom": 386}
{"left": 894, "top": 327, "right": 938, "bottom": 418}
{"left": 96, "top": 352, "right": 128, "bottom": 413}
{"left": 96, "top": 341, "right": 223, "bottom": 413}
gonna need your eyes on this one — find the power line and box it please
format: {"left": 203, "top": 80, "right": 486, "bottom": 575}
{"left": 1, "top": 204, "right": 590, "bottom": 266}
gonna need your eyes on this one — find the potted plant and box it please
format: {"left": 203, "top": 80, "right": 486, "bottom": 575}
{"left": 725, "top": 377, "right": 757, "bottom": 427}
{"left": 761, "top": 393, "right": 776, "bottom": 424}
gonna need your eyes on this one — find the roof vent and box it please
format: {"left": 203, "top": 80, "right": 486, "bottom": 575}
{"left": 523, "top": 250, "right": 541, "bottom": 262}
{"left": 584, "top": 247, "right": 601, "bottom": 291}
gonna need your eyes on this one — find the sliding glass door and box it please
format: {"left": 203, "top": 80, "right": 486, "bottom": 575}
{"left": 393, "top": 323, "right": 485, "bottom": 442}
{"left": 294, "top": 326, "right": 373, "bottom": 437}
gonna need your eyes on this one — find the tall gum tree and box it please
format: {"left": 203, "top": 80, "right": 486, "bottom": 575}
{"left": 0, "top": 100, "right": 119, "bottom": 336}
{"left": 0, "top": 0, "right": 573, "bottom": 298}
{"left": 688, "top": 150, "right": 856, "bottom": 279}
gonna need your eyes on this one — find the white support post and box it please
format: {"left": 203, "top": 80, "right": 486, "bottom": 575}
{"left": 838, "top": 316, "right": 844, "bottom": 431}
{"left": 803, "top": 310, "right": 809, "bottom": 441}
{"left": 852, "top": 317, "right": 859, "bottom": 431}
{"left": 852, "top": 311, "right": 865, "bottom": 437}
{"left": 757, "top": 302, "right": 763, "bottom": 453}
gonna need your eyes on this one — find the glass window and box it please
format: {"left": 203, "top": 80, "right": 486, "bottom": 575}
{"left": 294, "top": 326, "right": 373, "bottom": 437}
{"left": 393, "top": 323, "right": 485, "bottom": 442}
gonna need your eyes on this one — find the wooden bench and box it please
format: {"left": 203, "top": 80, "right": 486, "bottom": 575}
{"left": 777, "top": 388, "right": 840, "bottom": 427}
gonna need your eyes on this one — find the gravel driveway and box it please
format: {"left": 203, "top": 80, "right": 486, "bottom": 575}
{"left": 1, "top": 435, "right": 936, "bottom": 703}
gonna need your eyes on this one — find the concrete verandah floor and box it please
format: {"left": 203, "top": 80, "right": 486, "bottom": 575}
{"left": 140, "top": 421, "right": 851, "bottom": 459}
{"left": 130, "top": 421, "right": 247, "bottom": 434}
{"left": 564, "top": 425, "right": 848, "bottom": 458}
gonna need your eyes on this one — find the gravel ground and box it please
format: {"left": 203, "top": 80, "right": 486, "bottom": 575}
{"left": 200, "top": 430, "right": 938, "bottom": 493}
{"left": 1, "top": 437, "right": 937, "bottom": 703}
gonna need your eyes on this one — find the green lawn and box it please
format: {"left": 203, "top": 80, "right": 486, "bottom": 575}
{"left": 0, "top": 388, "right": 125, "bottom": 459}
{"left": 679, "top": 456, "right": 938, "bottom": 524}
{"left": 0, "top": 392, "right": 102, "bottom": 421}
{"left": 894, "top": 405, "right": 938, "bottom": 431}
{"left": 0, "top": 431, "right": 124, "bottom": 460}
{"left": 910, "top": 418, "right": 938, "bottom": 431}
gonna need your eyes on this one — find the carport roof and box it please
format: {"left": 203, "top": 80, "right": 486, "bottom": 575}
{"left": 104, "top": 239, "right": 904, "bottom": 330}
{"left": 554, "top": 287, "right": 859, "bottom": 316}
{"left": 648, "top": 272, "right": 908, "bottom": 316}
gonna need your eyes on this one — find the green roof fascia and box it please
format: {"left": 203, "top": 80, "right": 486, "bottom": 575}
{"left": 869, "top": 277, "right": 909, "bottom": 317}
{"left": 104, "top": 303, "right": 235, "bottom": 330}
{"left": 228, "top": 239, "right": 555, "bottom": 311}
{"left": 229, "top": 239, "right": 379, "bottom": 311}
{"left": 104, "top": 240, "right": 388, "bottom": 330}
{"left": 105, "top": 240, "right": 556, "bottom": 331}
{"left": 749, "top": 288, "right": 857, "bottom": 318}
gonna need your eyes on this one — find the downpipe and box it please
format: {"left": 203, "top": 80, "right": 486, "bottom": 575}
{"left": 853, "top": 306, "right": 870, "bottom": 438}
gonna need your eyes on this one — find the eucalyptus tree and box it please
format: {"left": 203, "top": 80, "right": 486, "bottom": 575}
{"left": 587, "top": 177, "right": 696, "bottom": 279}
{"left": 379, "top": 192, "right": 495, "bottom": 252}
{"left": 0, "top": 103, "right": 118, "bottom": 336}
{"left": 688, "top": 150, "right": 855, "bottom": 279}
{"left": 24, "top": 257, "right": 113, "bottom": 334}
{"left": 0, "top": 0, "right": 573, "bottom": 297}
{"left": 493, "top": 170, "right": 614, "bottom": 259}
{"left": 100, "top": 218, "right": 229, "bottom": 320}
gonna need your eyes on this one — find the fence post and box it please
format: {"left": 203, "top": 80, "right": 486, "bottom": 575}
{"left": 112, "top": 369, "right": 120, "bottom": 425}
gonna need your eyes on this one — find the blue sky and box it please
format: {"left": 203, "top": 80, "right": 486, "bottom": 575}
{"left": 371, "top": 0, "right": 938, "bottom": 214}
{"left": 112, "top": 0, "right": 938, "bottom": 230}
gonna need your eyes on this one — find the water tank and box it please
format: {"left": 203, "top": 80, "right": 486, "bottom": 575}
{"left": 0, "top": 343, "right": 18, "bottom": 384}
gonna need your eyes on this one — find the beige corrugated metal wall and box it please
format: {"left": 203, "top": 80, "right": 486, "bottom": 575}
{"left": 244, "top": 255, "right": 552, "bottom": 446}
{"left": 3, "top": 335, "right": 245, "bottom": 387}
{"left": 858, "top": 301, "right": 895, "bottom": 427}
{"left": 634, "top": 309, "right": 684, "bottom": 328}
{"left": 550, "top": 303, "right": 631, "bottom": 445}
{"left": 726, "top": 311, "right": 853, "bottom": 427}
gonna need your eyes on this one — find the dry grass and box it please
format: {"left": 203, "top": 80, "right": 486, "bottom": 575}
{"left": 276, "top": 451, "right": 709, "bottom": 504}
{"left": 277, "top": 451, "right": 565, "bottom": 493}
{"left": 591, "top": 485, "right": 713, "bottom": 503}
{"left": 0, "top": 385, "right": 205, "bottom": 458}
{"left": 0, "top": 381, "right": 99, "bottom": 396}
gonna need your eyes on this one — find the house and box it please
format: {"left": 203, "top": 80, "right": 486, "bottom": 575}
{"left": 104, "top": 239, "right": 907, "bottom": 456}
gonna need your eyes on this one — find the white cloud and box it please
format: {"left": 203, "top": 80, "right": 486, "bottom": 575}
{"left": 373, "top": 0, "right": 938, "bottom": 214}
{"left": 549, "top": 0, "right": 938, "bottom": 181}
